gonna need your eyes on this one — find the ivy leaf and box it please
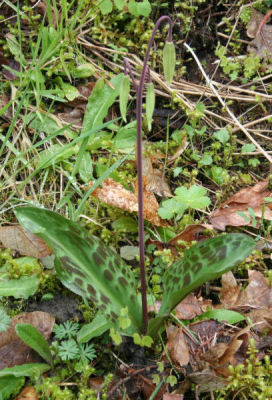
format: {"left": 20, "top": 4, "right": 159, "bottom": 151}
{"left": 158, "top": 198, "right": 187, "bottom": 219}
{"left": 241, "top": 143, "right": 256, "bottom": 153}
{"left": 174, "top": 185, "right": 210, "bottom": 209}
{"left": 213, "top": 128, "right": 230, "bottom": 144}
{"left": 114, "top": 0, "right": 124, "bottom": 10}
{"left": 99, "top": 0, "right": 113, "bottom": 14}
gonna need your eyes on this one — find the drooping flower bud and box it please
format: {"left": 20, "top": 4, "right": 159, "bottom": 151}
{"left": 163, "top": 41, "right": 176, "bottom": 84}
{"left": 146, "top": 82, "right": 155, "bottom": 131}
{"left": 119, "top": 74, "right": 130, "bottom": 122}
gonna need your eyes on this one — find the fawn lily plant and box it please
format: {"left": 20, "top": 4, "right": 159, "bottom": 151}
{"left": 15, "top": 16, "right": 255, "bottom": 340}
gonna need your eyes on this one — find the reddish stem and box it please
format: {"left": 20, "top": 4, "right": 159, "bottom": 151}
{"left": 125, "top": 16, "right": 173, "bottom": 333}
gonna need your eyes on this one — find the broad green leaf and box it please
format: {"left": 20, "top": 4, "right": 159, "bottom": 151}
{"left": 119, "top": 75, "right": 130, "bottom": 122}
{"left": 196, "top": 309, "right": 245, "bottom": 324}
{"left": 114, "top": 0, "right": 124, "bottom": 9}
{"left": 174, "top": 185, "right": 210, "bottom": 209}
{"left": 163, "top": 41, "right": 176, "bottom": 84}
{"left": 146, "top": 83, "right": 155, "bottom": 131}
{"left": 36, "top": 144, "right": 76, "bottom": 169}
{"left": 137, "top": 0, "right": 151, "bottom": 16}
{"left": 0, "top": 376, "right": 25, "bottom": 400}
{"left": 79, "top": 151, "right": 93, "bottom": 182}
{"left": 77, "top": 312, "right": 110, "bottom": 343}
{"left": 241, "top": 143, "right": 256, "bottom": 153}
{"left": 73, "top": 63, "right": 94, "bottom": 78}
{"left": 158, "top": 198, "right": 187, "bottom": 219}
{"left": 15, "top": 323, "right": 53, "bottom": 365}
{"left": 148, "top": 234, "right": 255, "bottom": 337}
{"left": 15, "top": 207, "right": 143, "bottom": 333}
{"left": 213, "top": 128, "right": 230, "bottom": 144}
{"left": 0, "top": 275, "right": 39, "bottom": 298}
{"left": 0, "top": 363, "right": 50, "bottom": 377}
{"left": 99, "top": 0, "right": 113, "bottom": 14}
{"left": 82, "top": 73, "right": 123, "bottom": 134}
{"left": 112, "top": 217, "right": 138, "bottom": 233}
{"left": 113, "top": 121, "right": 137, "bottom": 150}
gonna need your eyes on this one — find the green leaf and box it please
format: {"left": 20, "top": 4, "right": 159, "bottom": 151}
{"left": 36, "top": 144, "right": 76, "bottom": 169}
{"left": 15, "top": 323, "right": 53, "bottom": 365}
{"left": 137, "top": 1, "right": 151, "bottom": 16}
{"left": 114, "top": 0, "right": 124, "bottom": 9}
{"left": 163, "top": 41, "right": 176, "bottom": 84}
{"left": 82, "top": 73, "right": 123, "bottom": 134}
{"left": 0, "top": 275, "right": 39, "bottom": 299}
{"left": 99, "top": 0, "right": 113, "bottom": 14}
{"left": 148, "top": 234, "right": 255, "bottom": 337}
{"left": 146, "top": 83, "right": 155, "bottom": 131}
{"left": 15, "top": 207, "right": 143, "bottom": 333}
{"left": 197, "top": 309, "right": 245, "bottom": 324}
{"left": 158, "top": 198, "right": 187, "bottom": 219}
{"left": 241, "top": 143, "right": 256, "bottom": 153}
{"left": 213, "top": 128, "right": 230, "bottom": 144}
{"left": 73, "top": 63, "right": 94, "bottom": 78}
{"left": 77, "top": 312, "right": 110, "bottom": 343}
{"left": 113, "top": 121, "right": 137, "bottom": 151}
{"left": 0, "top": 376, "right": 25, "bottom": 400}
{"left": 174, "top": 185, "right": 210, "bottom": 209}
{"left": 119, "top": 75, "right": 130, "bottom": 122}
{"left": 79, "top": 151, "right": 93, "bottom": 183}
{"left": 0, "top": 363, "right": 50, "bottom": 377}
{"left": 112, "top": 217, "right": 138, "bottom": 233}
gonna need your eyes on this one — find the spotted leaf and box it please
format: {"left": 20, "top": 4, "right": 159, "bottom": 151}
{"left": 15, "top": 207, "right": 143, "bottom": 333}
{"left": 148, "top": 233, "right": 255, "bottom": 337}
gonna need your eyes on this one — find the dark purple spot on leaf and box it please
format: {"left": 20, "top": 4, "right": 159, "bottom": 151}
{"left": 119, "top": 277, "right": 128, "bottom": 286}
{"left": 104, "top": 270, "right": 113, "bottom": 281}
{"left": 184, "top": 273, "right": 191, "bottom": 285}
{"left": 101, "top": 294, "right": 110, "bottom": 304}
{"left": 87, "top": 284, "right": 97, "bottom": 296}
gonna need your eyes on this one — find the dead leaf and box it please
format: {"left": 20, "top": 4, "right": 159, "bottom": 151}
{"left": 169, "top": 224, "right": 213, "bottom": 245}
{"left": 220, "top": 271, "right": 242, "bottom": 308}
{"left": 167, "top": 136, "right": 188, "bottom": 165}
{"left": 175, "top": 293, "right": 210, "bottom": 320}
{"left": 142, "top": 156, "right": 172, "bottom": 197}
{"left": 90, "top": 178, "right": 166, "bottom": 226}
{"left": 15, "top": 386, "right": 39, "bottom": 400}
{"left": 247, "top": 9, "right": 272, "bottom": 58}
{"left": 0, "top": 225, "right": 52, "bottom": 258}
{"left": 210, "top": 178, "right": 272, "bottom": 230}
{"left": 163, "top": 394, "right": 184, "bottom": 400}
{"left": 166, "top": 325, "right": 190, "bottom": 367}
{"left": 0, "top": 311, "right": 55, "bottom": 370}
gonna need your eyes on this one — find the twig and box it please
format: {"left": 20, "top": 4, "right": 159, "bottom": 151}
{"left": 184, "top": 42, "right": 272, "bottom": 164}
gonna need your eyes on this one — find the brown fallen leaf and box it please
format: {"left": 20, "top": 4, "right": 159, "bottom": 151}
{"left": 90, "top": 178, "right": 166, "bottom": 226}
{"left": 0, "top": 311, "right": 55, "bottom": 370}
{"left": 142, "top": 156, "right": 172, "bottom": 197}
{"left": 0, "top": 225, "right": 52, "bottom": 259}
{"left": 247, "top": 9, "right": 272, "bottom": 59}
{"left": 15, "top": 386, "right": 39, "bottom": 400}
{"left": 175, "top": 293, "right": 211, "bottom": 320}
{"left": 165, "top": 325, "right": 190, "bottom": 367}
{"left": 210, "top": 178, "right": 272, "bottom": 230}
{"left": 163, "top": 394, "right": 184, "bottom": 400}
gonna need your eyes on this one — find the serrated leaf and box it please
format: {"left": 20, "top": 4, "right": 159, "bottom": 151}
{"left": 174, "top": 185, "right": 210, "bottom": 209}
{"left": 15, "top": 207, "right": 143, "bottom": 333}
{"left": 163, "top": 41, "right": 176, "bottom": 84}
{"left": 213, "top": 129, "right": 230, "bottom": 144}
{"left": 99, "top": 0, "right": 113, "bottom": 14}
{"left": 146, "top": 82, "right": 155, "bottom": 131}
{"left": 114, "top": 0, "right": 124, "bottom": 9}
{"left": 148, "top": 234, "right": 255, "bottom": 337}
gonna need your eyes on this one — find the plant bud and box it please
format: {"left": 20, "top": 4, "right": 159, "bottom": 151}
{"left": 119, "top": 74, "right": 130, "bottom": 122}
{"left": 146, "top": 82, "right": 155, "bottom": 131}
{"left": 163, "top": 41, "right": 176, "bottom": 84}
